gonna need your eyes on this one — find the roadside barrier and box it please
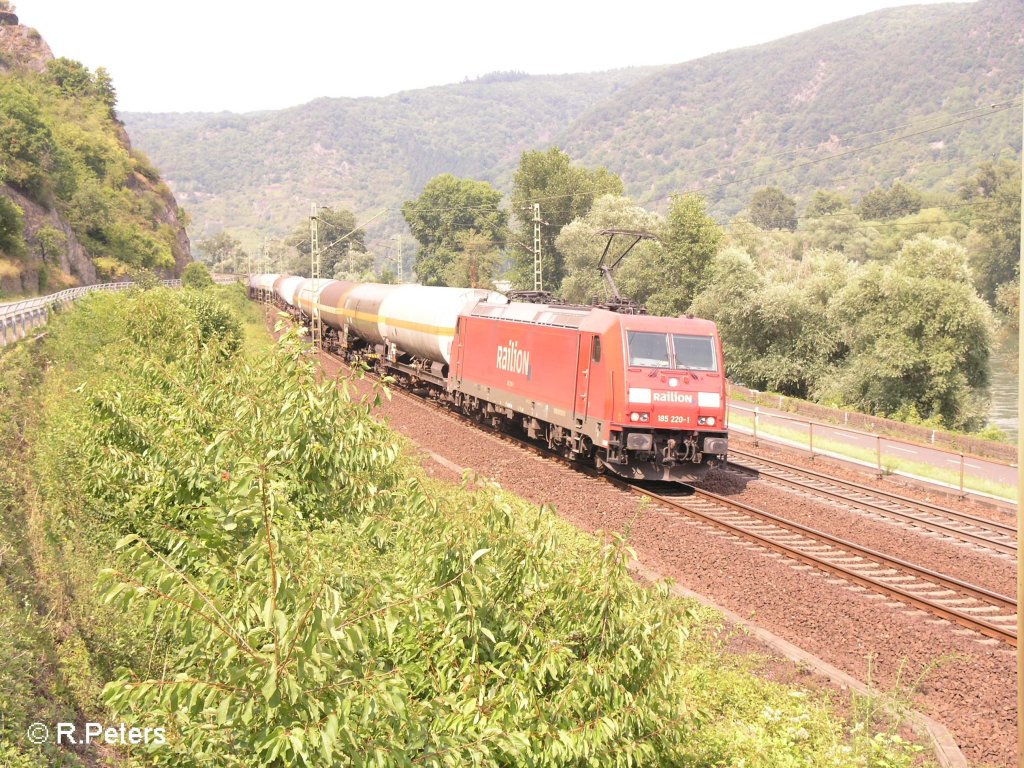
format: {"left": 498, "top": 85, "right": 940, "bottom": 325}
{"left": 729, "top": 402, "right": 1016, "bottom": 502}
{"left": 0, "top": 275, "right": 239, "bottom": 346}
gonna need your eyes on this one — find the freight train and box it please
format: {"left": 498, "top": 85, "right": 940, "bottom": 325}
{"left": 249, "top": 274, "right": 729, "bottom": 483}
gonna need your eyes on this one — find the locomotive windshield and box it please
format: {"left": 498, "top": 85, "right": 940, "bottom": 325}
{"left": 626, "top": 331, "right": 671, "bottom": 368}
{"left": 672, "top": 334, "right": 717, "bottom": 371}
{"left": 627, "top": 331, "right": 717, "bottom": 371}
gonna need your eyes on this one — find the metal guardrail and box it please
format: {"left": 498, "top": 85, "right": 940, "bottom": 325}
{"left": 729, "top": 403, "right": 1016, "bottom": 501}
{"left": 0, "top": 276, "right": 238, "bottom": 346}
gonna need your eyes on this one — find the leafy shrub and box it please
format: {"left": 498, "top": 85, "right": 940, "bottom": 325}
{"left": 181, "top": 261, "right": 215, "bottom": 289}
{"left": 0, "top": 195, "right": 26, "bottom": 256}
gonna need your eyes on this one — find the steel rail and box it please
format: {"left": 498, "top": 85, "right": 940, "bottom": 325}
{"left": 617, "top": 479, "right": 1016, "bottom": 647}
{"left": 727, "top": 449, "right": 1017, "bottom": 556}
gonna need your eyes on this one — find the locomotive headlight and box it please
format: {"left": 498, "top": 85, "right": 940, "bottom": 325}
{"left": 697, "top": 392, "right": 721, "bottom": 408}
{"left": 698, "top": 417, "right": 706, "bottom": 425}
{"left": 706, "top": 416, "right": 716, "bottom": 426}
{"left": 640, "top": 413, "right": 649, "bottom": 423}
{"left": 630, "top": 412, "right": 641, "bottom": 422}
{"left": 628, "top": 387, "right": 652, "bottom": 404}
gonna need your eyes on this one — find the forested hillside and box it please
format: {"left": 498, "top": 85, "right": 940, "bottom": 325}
{"left": 123, "top": 69, "right": 659, "bottom": 245}
{"left": 566, "top": 0, "right": 1021, "bottom": 213}
{"left": 123, "top": 0, "right": 1021, "bottom": 246}
{"left": 0, "top": 11, "right": 191, "bottom": 297}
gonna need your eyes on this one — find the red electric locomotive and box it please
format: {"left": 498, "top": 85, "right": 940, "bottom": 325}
{"left": 449, "top": 300, "right": 728, "bottom": 482}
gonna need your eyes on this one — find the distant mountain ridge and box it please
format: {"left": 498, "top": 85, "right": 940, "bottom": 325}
{"left": 122, "top": 0, "right": 1022, "bottom": 248}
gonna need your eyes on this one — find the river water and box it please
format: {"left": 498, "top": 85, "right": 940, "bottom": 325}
{"left": 988, "top": 332, "right": 1018, "bottom": 439}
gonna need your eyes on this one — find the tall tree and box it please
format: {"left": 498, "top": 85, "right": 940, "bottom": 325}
{"left": 804, "top": 189, "right": 849, "bottom": 218}
{"left": 401, "top": 174, "right": 506, "bottom": 286}
{"left": 651, "top": 192, "right": 723, "bottom": 314}
{"left": 443, "top": 231, "right": 502, "bottom": 289}
{"left": 857, "top": 181, "right": 923, "bottom": 221}
{"left": 960, "top": 159, "right": 1020, "bottom": 306}
{"left": 196, "top": 232, "right": 246, "bottom": 273}
{"left": 510, "top": 148, "right": 623, "bottom": 291}
{"left": 825, "top": 235, "right": 992, "bottom": 428}
{"left": 748, "top": 187, "right": 797, "bottom": 231}
{"left": 287, "top": 206, "right": 367, "bottom": 280}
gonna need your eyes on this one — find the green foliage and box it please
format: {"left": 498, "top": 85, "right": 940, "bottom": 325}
{"left": 510, "top": 148, "right": 623, "bottom": 290}
{"left": 805, "top": 190, "right": 849, "bottom": 218}
{"left": 182, "top": 260, "right": 215, "bottom": 289}
{"left": 44, "top": 58, "right": 94, "bottom": 98}
{"left": 691, "top": 247, "right": 848, "bottom": 398}
{"left": 287, "top": 206, "right": 370, "bottom": 281}
{"left": 197, "top": 231, "right": 247, "bottom": 273}
{"left": 857, "top": 181, "right": 923, "bottom": 221}
{"left": 693, "top": 234, "right": 993, "bottom": 428}
{"left": 34, "top": 224, "right": 65, "bottom": 262}
{"left": 960, "top": 159, "right": 1020, "bottom": 305}
{"left": 823, "top": 236, "right": 992, "bottom": 428}
{"left": 1, "top": 54, "right": 178, "bottom": 280}
{"left": 0, "top": 194, "right": 25, "bottom": 255}
{"left": 0, "top": 78, "right": 56, "bottom": 199}
{"left": 442, "top": 230, "right": 502, "bottom": 288}
{"left": 651, "top": 192, "right": 724, "bottom": 312}
{"left": 402, "top": 174, "right": 507, "bottom": 286}
{"left": 748, "top": 187, "right": 798, "bottom": 231}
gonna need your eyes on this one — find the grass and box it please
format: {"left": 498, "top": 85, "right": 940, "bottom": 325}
{"left": 728, "top": 410, "right": 1017, "bottom": 501}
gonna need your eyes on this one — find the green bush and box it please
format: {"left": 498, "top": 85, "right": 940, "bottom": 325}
{"left": 181, "top": 261, "right": 215, "bottom": 289}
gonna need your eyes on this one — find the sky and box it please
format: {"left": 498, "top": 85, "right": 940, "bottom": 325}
{"left": 15, "top": 0, "right": 970, "bottom": 114}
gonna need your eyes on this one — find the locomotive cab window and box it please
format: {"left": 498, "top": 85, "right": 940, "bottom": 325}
{"left": 591, "top": 337, "right": 601, "bottom": 362}
{"left": 672, "top": 334, "right": 717, "bottom": 371}
{"left": 626, "top": 331, "right": 671, "bottom": 368}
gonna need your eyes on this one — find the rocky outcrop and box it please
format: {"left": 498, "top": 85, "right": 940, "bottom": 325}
{"left": 0, "top": 186, "right": 97, "bottom": 295}
{"left": 0, "top": 20, "right": 192, "bottom": 297}
{"left": 0, "top": 23, "right": 52, "bottom": 74}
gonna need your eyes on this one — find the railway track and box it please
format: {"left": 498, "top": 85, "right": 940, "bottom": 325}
{"left": 615, "top": 479, "right": 1017, "bottom": 647}
{"left": 315, "top": 342, "right": 1018, "bottom": 648}
{"left": 726, "top": 449, "right": 1017, "bottom": 557}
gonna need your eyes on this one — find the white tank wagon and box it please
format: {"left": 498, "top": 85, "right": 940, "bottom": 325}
{"left": 275, "top": 275, "right": 305, "bottom": 307}
{"left": 374, "top": 285, "right": 507, "bottom": 364}
{"left": 295, "top": 279, "right": 340, "bottom": 320}
{"left": 337, "top": 283, "right": 399, "bottom": 349}
{"left": 257, "top": 273, "right": 281, "bottom": 300}
{"left": 333, "top": 284, "right": 506, "bottom": 365}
